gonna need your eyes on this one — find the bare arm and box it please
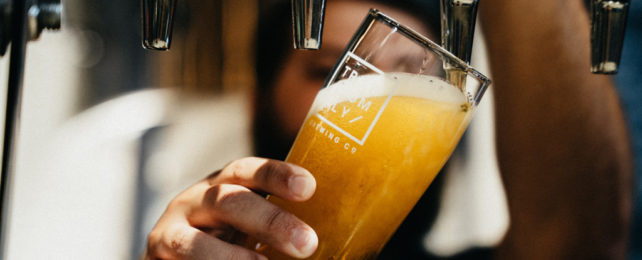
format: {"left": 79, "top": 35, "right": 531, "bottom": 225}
{"left": 479, "top": 0, "right": 632, "bottom": 258}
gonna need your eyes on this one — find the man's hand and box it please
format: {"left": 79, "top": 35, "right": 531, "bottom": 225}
{"left": 143, "top": 157, "right": 318, "bottom": 259}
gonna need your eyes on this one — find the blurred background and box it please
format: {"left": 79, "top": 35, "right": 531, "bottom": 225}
{"left": 3, "top": 0, "right": 259, "bottom": 258}
{"left": 0, "top": 0, "right": 639, "bottom": 259}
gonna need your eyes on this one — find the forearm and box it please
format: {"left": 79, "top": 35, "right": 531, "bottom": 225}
{"left": 479, "top": 0, "right": 632, "bottom": 258}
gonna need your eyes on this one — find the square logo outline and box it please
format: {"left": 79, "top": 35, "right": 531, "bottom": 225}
{"left": 314, "top": 52, "right": 396, "bottom": 146}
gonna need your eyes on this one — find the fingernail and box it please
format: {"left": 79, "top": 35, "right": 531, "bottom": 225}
{"left": 289, "top": 175, "right": 314, "bottom": 199}
{"left": 291, "top": 227, "right": 318, "bottom": 256}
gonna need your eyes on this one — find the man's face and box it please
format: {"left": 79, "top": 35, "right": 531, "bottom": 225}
{"left": 266, "top": 0, "right": 433, "bottom": 147}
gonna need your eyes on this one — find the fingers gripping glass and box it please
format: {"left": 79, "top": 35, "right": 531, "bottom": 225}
{"left": 249, "top": 9, "right": 491, "bottom": 260}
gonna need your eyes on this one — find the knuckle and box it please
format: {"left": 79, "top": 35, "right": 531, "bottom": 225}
{"left": 203, "top": 184, "right": 224, "bottom": 209}
{"left": 256, "top": 160, "right": 290, "bottom": 187}
{"left": 228, "top": 159, "right": 246, "bottom": 182}
{"left": 262, "top": 207, "right": 288, "bottom": 234}
{"left": 225, "top": 157, "right": 257, "bottom": 182}
{"left": 162, "top": 226, "right": 194, "bottom": 257}
{"left": 166, "top": 197, "right": 187, "bottom": 211}
{"left": 166, "top": 189, "right": 195, "bottom": 211}
{"left": 212, "top": 185, "right": 248, "bottom": 212}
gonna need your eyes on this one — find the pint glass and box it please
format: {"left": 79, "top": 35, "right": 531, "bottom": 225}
{"left": 253, "top": 9, "right": 490, "bottom": 259}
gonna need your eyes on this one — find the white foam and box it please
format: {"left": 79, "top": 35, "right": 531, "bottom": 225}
{"left": 310, "top": 72, "right": 466, "bottom": 112}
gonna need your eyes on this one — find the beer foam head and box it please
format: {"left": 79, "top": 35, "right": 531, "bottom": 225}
{"left": 310, "top": 72, "right": 466, "bottom": 112}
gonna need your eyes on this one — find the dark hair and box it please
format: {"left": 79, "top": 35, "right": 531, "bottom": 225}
{"left": 254, "top": 1, "right": 294, "bottom": 99}
{"left": 252, "top": 0, "right": 441, "bottom": 159}
{"left": 252, "top": 0, "right": 295, "bottom": 159}
{"left": 255, "top": 0, "right": 440, "bottom": 96}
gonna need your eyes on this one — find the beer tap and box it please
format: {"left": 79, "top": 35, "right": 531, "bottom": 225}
{"left": 0, "top": 0, "right": 61, "bottom": 258}
{"left": 438, "top": 0, "right": 630, "bottom": 74}
{"left": 141, "top": 0, "right": 327, "bottom": 51}
{"left": 440, "top": 0, "right": 479, "bottom": 65}
{"left": 440, "top": 0, "right": 479, "bottom": 91}
{"left": 590, "top": 0, "right": 630, "bottom": 74}
{"left": 291, "top": 0, "right": 326, "bottom": 49}
{"left": 141, "top": 0, "right": 176, "bottom": 50}
{"left": 140, "top": 0, "right": 631, "bottom": 71}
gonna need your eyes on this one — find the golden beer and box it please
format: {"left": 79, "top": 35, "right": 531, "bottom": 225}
{"left": 258, "top": 73, "right": 472, "bottom": 259}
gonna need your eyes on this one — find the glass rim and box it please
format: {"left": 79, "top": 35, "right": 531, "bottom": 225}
{"left": 365, "top": 9, "right": 492, "bottom": 88}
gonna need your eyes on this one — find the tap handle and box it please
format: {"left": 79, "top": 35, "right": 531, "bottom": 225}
{"left": 141, "top": 0, "right": 177, "bottom": 50}
{"left": 291, "top": 0, "right": 326, "bottom": 50}
{"left": 590, "top": 0, "right": 630, "bottom": 74}
{"left": 27, "top": 0, "right": 62, "bottom": 41}
{"left": 440, "top": 0, "right": 479, "bottom": 64}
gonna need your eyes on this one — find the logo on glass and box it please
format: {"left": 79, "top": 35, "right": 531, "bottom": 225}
{"left": 315, "top": 52, "right": 395, "bottom": 146}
